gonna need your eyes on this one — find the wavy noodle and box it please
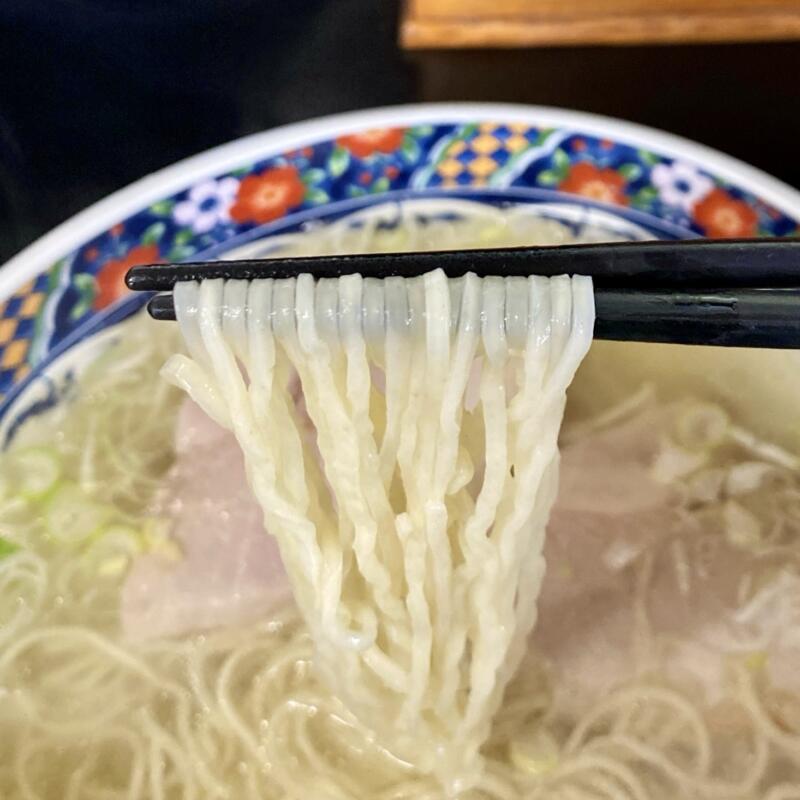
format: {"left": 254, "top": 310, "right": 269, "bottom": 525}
{"left": 164, "top": 266, "right": 592, "bottom": 792}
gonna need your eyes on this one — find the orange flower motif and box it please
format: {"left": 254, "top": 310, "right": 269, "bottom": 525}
{"left": 560, "top": 162, "right": 628, "bottom": 206}
{"left": 230, "top": 166, "right": 305, "bottom": 225}
{"left": 692, "top": 188, "right": 758, "bottom": 238}
{"left": 94, "top": 243, "right": 160, "bottom": 310}
{"left": 336, "top": 128, "right": 405, "bottom": 158}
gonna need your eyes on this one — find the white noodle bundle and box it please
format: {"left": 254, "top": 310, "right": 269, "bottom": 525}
{"left": 164, "top": 268, "right": 594, "bottom": 791}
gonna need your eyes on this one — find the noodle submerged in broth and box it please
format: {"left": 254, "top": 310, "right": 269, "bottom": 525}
{"left": 1, "top": 207, "right": 800, "bottom": 800}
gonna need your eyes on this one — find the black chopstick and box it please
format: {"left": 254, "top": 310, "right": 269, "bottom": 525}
{"left": 143, "top": 287, "right": 800, "bottom": 349}
{"left": 125, "top": 237, "right": 800, "bottom": 349}
{"left": 127, "top": 238, "right": 800, "bottom": 292}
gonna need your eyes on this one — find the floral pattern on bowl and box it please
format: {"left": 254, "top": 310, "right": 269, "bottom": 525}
{"left": 0, "top": 109, "right": 798, "bottom": 404}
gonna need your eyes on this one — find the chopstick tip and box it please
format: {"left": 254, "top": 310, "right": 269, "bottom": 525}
{"left": 125, "top": 264, "right": 165, "bottom": 290}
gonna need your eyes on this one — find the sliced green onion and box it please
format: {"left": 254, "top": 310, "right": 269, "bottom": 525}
{"left": 0, "top": 535, "right": 19, "bottom": 560}
{"left": 674, "top": 403, "right": 729, "bottom": 452}
{"left": 86, "top": 525, "right": 143, "bottom": 556}
{"left": 9, "top": 447, "right": 62, "bottom": 500}
{"left": 83, "top": 525, "right": 143, "bottom": 578}
{"left": 96, "top": 555, "right": 130, "bottom": 578}
{"left": 743, "top": 650, "right": 768, "bottom": 674}
{"left": 509, "top": 729, "right": 559, "bottom": 776}
{"left": 46, "top": 483, "right": 114, "bottom": 545}
{"left": 478, "top": 222, "right": 508, "bottom": 243}
{"left": 651, "top": 441, "right": 708, "bottom": 485}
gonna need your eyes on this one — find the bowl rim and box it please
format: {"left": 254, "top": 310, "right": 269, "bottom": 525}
{"left": 2, "top": 101, "right": 799, "bottom": 304}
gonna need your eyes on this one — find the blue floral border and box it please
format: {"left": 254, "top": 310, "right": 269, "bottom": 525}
{"left": 0, "top": 120, "right": 797, "bottom": 398}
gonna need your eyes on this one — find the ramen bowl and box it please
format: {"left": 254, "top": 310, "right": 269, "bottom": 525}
{"left": 1, "top": 103, "right": 799, "bottom": 439}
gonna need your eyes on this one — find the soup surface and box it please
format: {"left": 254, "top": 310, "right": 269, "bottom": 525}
{"left": 1, "top": 207, "right": 799, "bottom": 799}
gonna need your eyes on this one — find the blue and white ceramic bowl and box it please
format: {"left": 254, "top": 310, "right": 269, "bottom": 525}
{"left": 1, "top": 103, "right": 799, "bottom": 437}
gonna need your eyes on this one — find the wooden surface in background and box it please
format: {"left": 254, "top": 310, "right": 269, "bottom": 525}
{"left": 402, "top": 0, "right": 800, "bottom": 47}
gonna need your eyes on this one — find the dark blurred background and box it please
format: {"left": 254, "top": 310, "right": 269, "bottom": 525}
{"left": 0, "top": 0, "right": 797, "bottom": 263}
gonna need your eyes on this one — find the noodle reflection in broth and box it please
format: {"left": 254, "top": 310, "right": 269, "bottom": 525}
{"left": 1, "top": 203, "right": 800, "bottom": 800}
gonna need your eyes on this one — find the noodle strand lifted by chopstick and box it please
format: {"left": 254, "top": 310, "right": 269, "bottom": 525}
{"left": 165, "top": 269, "right": 594, "bottom": 792}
